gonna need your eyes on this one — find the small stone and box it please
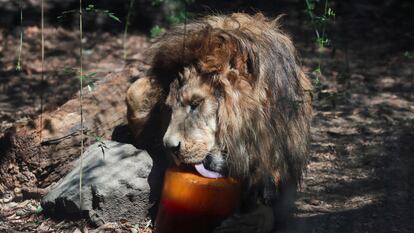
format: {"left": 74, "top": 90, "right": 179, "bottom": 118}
{"left": 27, "top": 203, "right": 37, "bottom": 212}
{"left": 309, "top": 199, "right": 321, "bottom": 206}
{"left": 36, "top": 222, "right": 52, "bottom": 232}
{"left": 2, "top": 192, "right": 14, "bottom": 203}
{"left": 14, "top": 187, "right": 22, "bottom": 194}
{"left": 8, "top": 164, "right": 15, "bottom": 170}
{"left": 19, "top": 222, "right": 39, "bottom": 231}
{"left": 16, "top": 209, "right": 27, "bottom": 216}
{"left": 7, "top": 202, "right": 18, "bottom": 208}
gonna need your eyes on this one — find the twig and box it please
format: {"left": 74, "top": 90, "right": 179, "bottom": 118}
{"left": 16, "top": 0, "right": 23, "bottom": 71}
{"left": 79, "top": 0, "right": 85, "bottom": 209}
{"left": 123, "top": 0, "right": 136, "bottom": 62}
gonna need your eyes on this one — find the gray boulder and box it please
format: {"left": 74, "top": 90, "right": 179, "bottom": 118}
{"left": 41, "top": 140, "right": 157, "bottom": 226}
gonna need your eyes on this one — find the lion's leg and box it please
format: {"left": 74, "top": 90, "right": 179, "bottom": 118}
{"left": 213, "top": 205, "right": 274, "bottom": 233}
{"left": 259, "top": 174, "right": 297, "bottom": 231}
{"left": 214, "top": 175, "right": 296, "bottom": 233}
{"left": 271, "top": 181, "right": 297, "bottom": 231}
{"left": 212, "top": 177, "right": 278, "bottom": 233}
{"left": 126, "top": 76, "right": 163, "bottom": 143}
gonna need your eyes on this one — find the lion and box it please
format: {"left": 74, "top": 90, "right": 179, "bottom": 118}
{"left": 126, "top": 13, "right": 312, "bottom": 232}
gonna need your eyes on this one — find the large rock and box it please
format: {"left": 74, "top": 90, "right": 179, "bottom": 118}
{"left": 41, "top": 140, "right": 157, "bottom": 226}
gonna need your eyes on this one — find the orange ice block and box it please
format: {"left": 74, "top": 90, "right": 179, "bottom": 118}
{"left": 154, "top": 166, "right": 240, "bottom": 233}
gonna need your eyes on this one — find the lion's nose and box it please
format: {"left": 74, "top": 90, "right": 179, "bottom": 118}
{"left": 163, "top": 136, "right": 181, "bottom": 153}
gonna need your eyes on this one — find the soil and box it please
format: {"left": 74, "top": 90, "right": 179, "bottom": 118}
{"left": 1, "top": 1, "right": 413, "bottom": 232}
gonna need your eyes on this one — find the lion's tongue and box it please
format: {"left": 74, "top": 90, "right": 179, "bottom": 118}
{"left": 194, "top": 163, "right": 223, "bottom": 179}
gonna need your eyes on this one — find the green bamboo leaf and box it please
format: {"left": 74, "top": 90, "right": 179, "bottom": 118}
{"left": 108, "top": 13, "right": 122, "bottom": 23}
{"left": 87, "top": 84, "right": 94, "bottom": 92}
{"left": 35, "top": 206, "right": 43, "bottom": 214}
{"left": 403, "top": 51, "right": 413, "bottom": 58}
{"left": 16, "top": 63, "right": 22, "bottom": 71}
{"left": 328, "top": 8, "right": 336, "bottom": 17}
{"left": 86, "top": 72, "right": 97, "bottom": 78}
{"left": 167, "top": 15, "right": 181, "bottom": 25}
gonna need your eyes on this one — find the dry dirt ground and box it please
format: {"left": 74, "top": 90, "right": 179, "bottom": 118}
{"left": 291, "top": 37, "right": 414, "bottom": 233}
{"left": 0, "top": 26, "right": 149, "bottom": 138}
{"left": 1, "top": 12, "right": 414, "bottom": 233}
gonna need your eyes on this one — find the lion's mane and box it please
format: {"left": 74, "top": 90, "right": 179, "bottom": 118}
{"left": 127, "top": 13, "right": 312, "bottom": 203}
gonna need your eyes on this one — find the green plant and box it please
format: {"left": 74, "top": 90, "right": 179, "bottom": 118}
{"left": 58, "top": 4, "right": 121, "bottom": 23}
{"left": 403, "top": 50, "right": 414, "bottom": 59}
{"left": 80, "top": 72, "right": 97, "bottom": 91}
{"left": 149, "top": 0, "right": 194, "bottom": 38}
{"left": 150, "top": 25, "right": 166, "bottom": 38}
{"left": 95, "top": 135, "right": 108, "bottom": 159}
{"left": 55, "top": 3, "right": 121, "bottom": 205}
{"left": 305, "top": 0, "right": 335, "bottom": 87}
{"left": 35, "top": 206, "right": 43, "bottom": 214}
{"left": 305, "top": 0, "right": 335, "bottom": 48}
{"left": 67, "top": 2, "right": 121, "bottom": 207}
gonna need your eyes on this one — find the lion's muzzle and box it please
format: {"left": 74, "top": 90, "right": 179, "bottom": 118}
{"left": 163, "top": 133, "right": 182, "bottom": 164}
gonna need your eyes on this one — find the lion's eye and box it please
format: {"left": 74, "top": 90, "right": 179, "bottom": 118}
{"left": 189, "top": 99, "right": 202, "bottom": 111}
{"left": 190, "top": 102, "right": 199, "bottom": 111}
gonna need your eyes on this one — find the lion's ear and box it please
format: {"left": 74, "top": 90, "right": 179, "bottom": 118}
{"left": 198, "top": 31, "right": 237, "bottom": 74}
{"left": 200, "top": 31, "right": 258, "bottom": 85}
{"left": 234, "top": 41, "right": 260, "bottom": 84}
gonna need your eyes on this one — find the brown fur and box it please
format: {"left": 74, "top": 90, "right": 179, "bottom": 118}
{"left": 127, "top": 13, "right": 312, "bottom": 217}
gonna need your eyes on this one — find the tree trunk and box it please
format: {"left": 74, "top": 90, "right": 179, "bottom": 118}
{"left": 0, "top": 65, "right": 144, "bottom": 195}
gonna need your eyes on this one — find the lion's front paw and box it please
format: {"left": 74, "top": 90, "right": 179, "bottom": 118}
{"left": 213, "top": 205, "right": 274, "bottom": 233}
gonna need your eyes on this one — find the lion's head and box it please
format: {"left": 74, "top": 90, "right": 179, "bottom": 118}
{"left": 127, "top": 13, "right": 312, "bottom": 197}
{"left": 162, "top": 67, "right": 220, "bottom": 166}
